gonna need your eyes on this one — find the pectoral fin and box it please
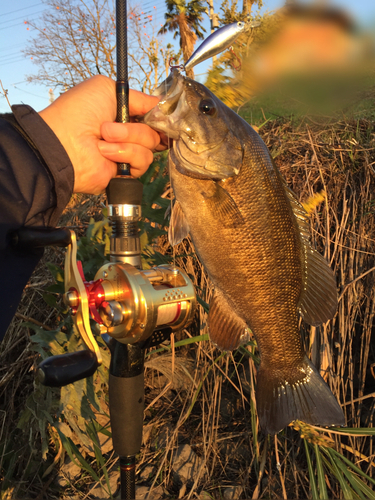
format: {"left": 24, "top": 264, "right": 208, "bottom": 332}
{"left": 203, "top": 182, "right": 244, "bottom": 227}
{"left": 168, "top": 200, "right": 190, "bottom": 246}
{"left": 283, "top": 179, "right": 338, "bottom": 325}
{"left": 208, "top": 290, "right": 251, "bottom": 351}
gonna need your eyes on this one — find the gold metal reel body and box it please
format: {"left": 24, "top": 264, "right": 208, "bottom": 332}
{"left": 63, "top": 230, "right": 197, "bottom": 359}
{"left": 95, "top": 262, "right": 196, "bottom": 344}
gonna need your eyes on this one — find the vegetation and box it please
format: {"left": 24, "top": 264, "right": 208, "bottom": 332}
{"left": 219, "top": 0, "right": 264, "bottom": 24}
{"left": 158, "top": 0, "right": 207, "bottom": 78}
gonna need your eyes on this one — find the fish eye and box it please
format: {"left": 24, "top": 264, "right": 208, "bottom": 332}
{"left": 199, "top": 99, "right": 217, "bottom": 116}
{"left": 238, "top": 22, "right": 244, "bottom": 27}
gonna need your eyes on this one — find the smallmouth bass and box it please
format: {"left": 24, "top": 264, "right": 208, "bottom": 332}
{"left": 143, "top": 70, "right": 345, "bottom": 434}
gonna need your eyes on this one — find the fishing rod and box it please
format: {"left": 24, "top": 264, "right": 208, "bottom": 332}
{"left": 102, "top": 3, "right": 196, "bottom": 498}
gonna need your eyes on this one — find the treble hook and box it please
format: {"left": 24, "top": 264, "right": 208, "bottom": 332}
{"left": 229, "top": 46, "right": 241, "bottom": 71}
{"left": 169, "top": 58, "right": 185, "bottom": 72}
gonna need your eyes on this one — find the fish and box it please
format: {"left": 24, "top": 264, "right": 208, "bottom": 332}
{"left": 183, "top": 21, "right": 260, "bottom": 73}
{"left": 143, "top": 69, "right": 345, "bottom": 434}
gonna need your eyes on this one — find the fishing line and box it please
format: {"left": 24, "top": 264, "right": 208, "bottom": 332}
{"left": 163, "top": 69, "right": 176, "bottom": 269}
{"left": 165, "top": 62, "right": 186, "bottom": 269}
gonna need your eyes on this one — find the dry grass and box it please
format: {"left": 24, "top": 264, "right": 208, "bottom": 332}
{"left": 1, "top": 118, "right": 375, "bottom": 499}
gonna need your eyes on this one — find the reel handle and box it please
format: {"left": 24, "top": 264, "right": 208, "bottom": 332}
{"left": 12, "top": 227, "right": 72, "bottom": 250}
{"left": 12, "top": 226, "right": 103, "bottom": 384}
{"left": 37, "top": 350, "right": 99, "bottom": 387}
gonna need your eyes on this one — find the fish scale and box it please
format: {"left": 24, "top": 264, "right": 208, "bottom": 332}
{"left": 143, "top": 70, "right": 345, "bottom": 434}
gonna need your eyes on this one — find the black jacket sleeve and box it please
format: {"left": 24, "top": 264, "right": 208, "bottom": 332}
{"left": 0, "top": 105, "right": 74, "bottom": 341}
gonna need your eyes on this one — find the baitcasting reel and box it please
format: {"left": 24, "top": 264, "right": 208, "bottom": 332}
{"left": 63, "top": 229, "right": 196, "bottom": 361}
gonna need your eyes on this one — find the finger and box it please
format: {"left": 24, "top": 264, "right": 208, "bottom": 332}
{"left": 154, "top": 143, "right": 168, "bottom": 152}
{"left": 101, "top": 122, "right": 161, "bottom": 151}
{"left": 129, "top": 163, "right": 150, "bottom": 178}
{"left": 129, "top": 89, "right": 160, "bottom": 116}
{"left": 98, "top": 141, "right": 154, "bottom": 170}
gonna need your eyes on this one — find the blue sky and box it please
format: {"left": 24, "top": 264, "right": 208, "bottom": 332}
{"left": 0, "top": 0, "right": 374, "bottom": 113}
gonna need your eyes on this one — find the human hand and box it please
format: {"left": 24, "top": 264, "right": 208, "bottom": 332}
{"left": 39, "top": 75, "right": 164, "bottom": 195}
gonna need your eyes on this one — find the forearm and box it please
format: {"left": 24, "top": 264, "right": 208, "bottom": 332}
{"left": 0, "top": 105, "right": 74, "bottom": 341}
{"left": 0, "top": 105, "right": 74, "bottom": 235}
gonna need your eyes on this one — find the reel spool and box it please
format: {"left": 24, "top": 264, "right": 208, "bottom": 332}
{"left": 91, "top": 262, "right": 196, "bottom": 343}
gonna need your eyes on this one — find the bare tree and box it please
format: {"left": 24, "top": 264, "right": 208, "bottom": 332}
{"left": 24, "top": 0, "right": 116, "bottom": 89}
{"left": 24, "top": 0, "right": 174, "bottom": 94}
{"left": 127, "top": 6, "right": 180, "bottom": 93}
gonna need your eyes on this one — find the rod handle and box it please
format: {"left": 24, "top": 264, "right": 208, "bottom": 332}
{"left": 109, "top": 372, "right": 144, "bottom": 457}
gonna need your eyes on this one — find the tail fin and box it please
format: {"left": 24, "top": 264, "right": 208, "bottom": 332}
{"left": 256, "top": 356, "right": 345, "bottom": 434}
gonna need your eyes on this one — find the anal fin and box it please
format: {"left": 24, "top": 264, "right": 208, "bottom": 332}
{"left": 208, "top": 290, "right": 250, "bottom": 351}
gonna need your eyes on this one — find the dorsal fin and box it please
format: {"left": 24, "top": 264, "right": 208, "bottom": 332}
{"left": 283, "top": 180, "right": 338, "bottom": 325}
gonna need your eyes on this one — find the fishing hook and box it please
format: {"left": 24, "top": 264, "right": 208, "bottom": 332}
{"left": 229, "top": 46, "right": 241, "bottom": 71}
{"left": 169, "top": 58, "right": 185, "bottom": 72}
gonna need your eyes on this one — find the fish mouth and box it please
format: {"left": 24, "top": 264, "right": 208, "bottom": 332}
{"left": 152, "top": 68, "right": 181, "bottom": 98}
{"left": 142, "top": 69, "right": 185, "bottom": 140}
{"left": 157, "top": 71, "right": 185, "bottom": 117}
{"left": 145, "top": 70, "right": 223, "bottom": 151}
